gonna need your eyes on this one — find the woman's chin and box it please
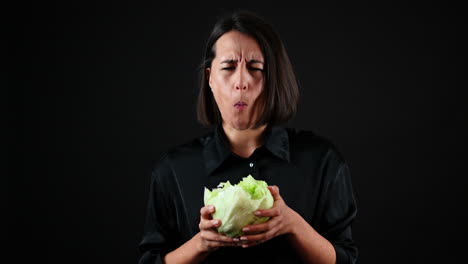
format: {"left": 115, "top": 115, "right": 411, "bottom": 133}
{"left": 229, "top": 120, "right": 252, "bottom": 131}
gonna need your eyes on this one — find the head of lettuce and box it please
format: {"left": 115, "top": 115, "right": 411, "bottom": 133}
{"left": 203, "top": 175, "right": 274, "bottom": 238}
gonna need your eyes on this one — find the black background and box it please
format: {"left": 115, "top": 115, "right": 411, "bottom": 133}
{"left": 11, "top": 5, "right": 467, "bottom": 264}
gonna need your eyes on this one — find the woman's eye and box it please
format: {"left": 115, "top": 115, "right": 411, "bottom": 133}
{"left": 249, "top": 67, "right": 263, "bottom": 72}
{"left": 221, "top": 66, "right": 235, "bottom": 70}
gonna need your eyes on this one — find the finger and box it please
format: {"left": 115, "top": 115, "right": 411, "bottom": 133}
{"left": 268, "top": 185, "right": 282, "bottom": 201}
{"left": 200, "top": 230, "right": 239, "bottom": 243}
{"left": 242, "top": 221, "right": 270, "bottom": 235}
{"left": 206, "top": 240, "right": 241, "bottom": 248}
{"left": 239, "top": 232, "right": 269, "bottom": 248}
{"left": 199, "top": 218, "right": 221, "bottom": 230}
{"left": 239, "top": 233, "right": 268, "bottom": 248}
{"left": 239, "top": 239, "right": 265, "bottom": 248}
{"left": 254, "top": 207, "right": 280, "bottom": 217}
{"left": 200, "top": 205, "right": 215, "bottom": 220}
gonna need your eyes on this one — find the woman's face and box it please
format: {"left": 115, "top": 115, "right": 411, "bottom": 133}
{"left": 207, "top": 30, "right": 265, "bottom": 130}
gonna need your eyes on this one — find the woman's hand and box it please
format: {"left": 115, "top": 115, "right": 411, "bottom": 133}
{"left": 196, "top": 205, "right": 240, "bottom": 253}
{"left": 238, "top": 185, "right": 301, "bottom": 248}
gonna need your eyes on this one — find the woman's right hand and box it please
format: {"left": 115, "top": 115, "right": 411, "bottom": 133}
{"left": 196, "top": 205, "right": 240, "bottom": 253}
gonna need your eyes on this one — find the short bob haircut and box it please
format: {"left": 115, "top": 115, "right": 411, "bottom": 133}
{"left": 196, "top": 10, "right": 299, "bottom": 128}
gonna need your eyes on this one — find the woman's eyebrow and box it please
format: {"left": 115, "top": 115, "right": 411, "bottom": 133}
{"left": 220, "top": 59, "right": 264, "bottom": 64}
{"left": 220, "top": 59, "right": 237, "bottom": 64}
{"left": 248, "top": 59, "right": 264, "bottom": 64}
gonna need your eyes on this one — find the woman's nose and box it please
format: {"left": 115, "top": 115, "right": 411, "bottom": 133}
{"left": 234, "top": 67, "right": 249, "bottom": 91}
{"left": 235, "top": 84, "right": 247, "bottom": 90}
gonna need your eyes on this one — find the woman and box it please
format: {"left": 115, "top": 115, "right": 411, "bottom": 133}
{"left": 139, "top": 10, "right": 358, "bottom": 264}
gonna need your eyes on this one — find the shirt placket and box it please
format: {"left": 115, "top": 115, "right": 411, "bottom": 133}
{"left": 247, "top": 158, "right": 259, "bottom": 179}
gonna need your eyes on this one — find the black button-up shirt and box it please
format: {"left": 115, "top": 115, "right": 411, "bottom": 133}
{"left": 138, "top": 125, "right": 358, "bottom": 263}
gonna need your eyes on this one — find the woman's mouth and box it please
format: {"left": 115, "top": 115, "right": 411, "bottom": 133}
{"left": 234, "top": 101, "right": 248, "bottom": 110}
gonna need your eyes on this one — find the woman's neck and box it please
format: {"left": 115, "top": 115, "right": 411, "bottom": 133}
{"left": 221, "top": 122, "right": 268, "bottom": 158}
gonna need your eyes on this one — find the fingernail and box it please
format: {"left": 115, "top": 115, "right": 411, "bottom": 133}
{"left": 240, "top": 236, "right": 248, "bottom": 241}
{"left": 254, "top": 211, "right": 261, "bottom": 216}
{"left": 242, "top": 244, "right": 248, "bottom": 248}
{"left": 212, "top": 220, "right": 219, "bottom": 225}
{"left": 209, "top": 206, "right": 214, "bottom": 211}
{"left": 242, "top": 227, "right": 250, "bottom": 232}
{"left": 233, "top": 238, "right": 239, "bottom": 242}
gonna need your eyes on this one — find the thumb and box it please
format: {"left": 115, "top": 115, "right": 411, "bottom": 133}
{"left": 268, "top": 185, "right": 282, "bottom": 201}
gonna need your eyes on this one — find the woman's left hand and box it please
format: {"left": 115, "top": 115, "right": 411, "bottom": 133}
{"left": 239, "top": 185, "right": 301, "bottom": 248}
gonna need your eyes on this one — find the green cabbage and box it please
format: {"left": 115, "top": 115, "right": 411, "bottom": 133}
{"left": 203, "top": 175, "right": 274, "bottom": 237}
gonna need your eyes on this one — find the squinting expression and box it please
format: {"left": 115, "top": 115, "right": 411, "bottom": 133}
{"left": 208, "top": 30, "right": 265, "bottom": 130}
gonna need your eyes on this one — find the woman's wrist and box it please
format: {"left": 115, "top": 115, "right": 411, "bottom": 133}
{"left": 192, "top": 233, "right": 205, "bottom": 254}
{"left": 163, "top": 233, "right": 210, "bottom": 264}
{"left": 192, "top": 233, "right": 211, "bottom": 255}
{"left": 286, "top": 208, "right": 303, "bottom": 238}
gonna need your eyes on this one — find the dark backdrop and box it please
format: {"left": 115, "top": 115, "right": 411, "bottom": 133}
{"left": 11, "top": 5, "right": 467, "bottom": 264}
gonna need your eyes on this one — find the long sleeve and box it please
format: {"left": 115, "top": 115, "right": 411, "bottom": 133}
{"left": 316, "top": 149, "right": 358, "bottom": 264}
{"left": 138, "top": 168, "right": 175, "bottom": 264}
{"left": 137, "top": 126, "right": 359, "bottom": 263}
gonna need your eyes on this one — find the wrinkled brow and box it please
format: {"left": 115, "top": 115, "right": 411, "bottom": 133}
{"left": 220, "top": 59, "right": 264, "bottom": 64}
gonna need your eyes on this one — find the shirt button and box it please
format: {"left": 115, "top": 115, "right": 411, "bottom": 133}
{"left": 249, "top": 163, "right": 254, "bottom": 168}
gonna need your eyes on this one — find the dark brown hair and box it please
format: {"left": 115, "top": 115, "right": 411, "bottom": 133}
{"left": 196, "top": 10, "right": 299, "bottom": 128}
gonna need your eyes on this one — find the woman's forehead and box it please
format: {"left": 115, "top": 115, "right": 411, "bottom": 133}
{"left": 214, "top": 31, "right": 264, "bottom": 61}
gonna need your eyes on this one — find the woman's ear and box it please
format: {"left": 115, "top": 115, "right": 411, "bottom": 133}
{"left": 206, "top": 68, "right": 212, "bottom": 89}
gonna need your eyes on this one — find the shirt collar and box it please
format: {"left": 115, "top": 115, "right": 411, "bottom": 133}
{"left": 203, "top": 124, "right": 290, "bottom": 175}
